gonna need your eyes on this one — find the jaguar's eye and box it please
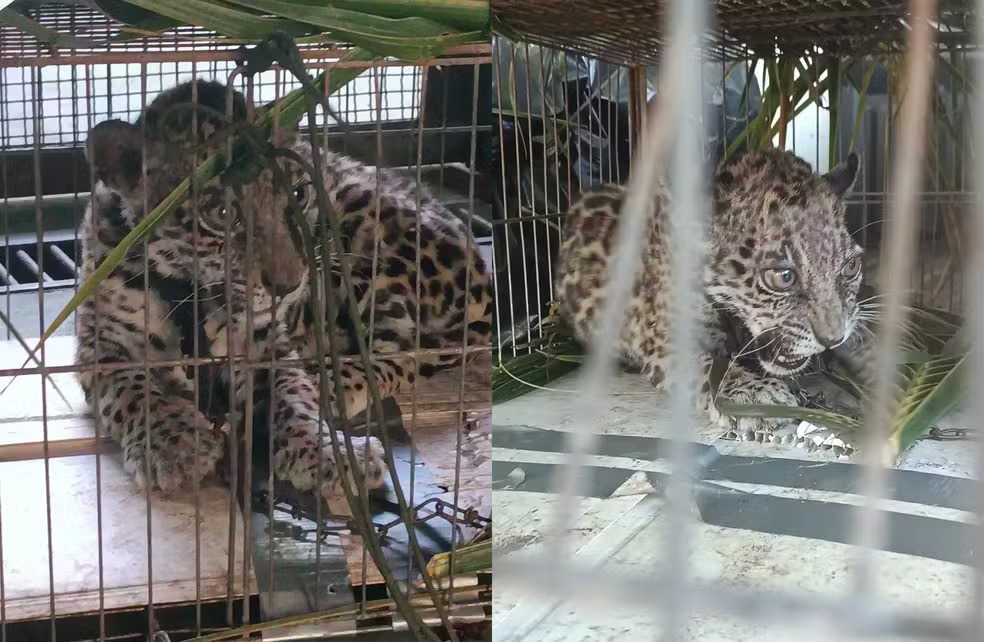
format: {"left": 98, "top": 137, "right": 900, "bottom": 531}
{"left": 841, "top": 256, "right": 861, "bottom": 279}
{"left": 293, "top": 184, "right": 312, "bottom": 205}
{"left": 762, "top": 267, "right": 798, "bottom": 292}
{"left": 216, "top": 205, "right": 241, "bottom": 225}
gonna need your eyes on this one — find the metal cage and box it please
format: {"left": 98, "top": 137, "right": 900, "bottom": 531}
{"left": 491, "top": 0, "right": 984, "bottom": 640}
{"left": 0, "top": 4, "right": 494, "bottom": 641}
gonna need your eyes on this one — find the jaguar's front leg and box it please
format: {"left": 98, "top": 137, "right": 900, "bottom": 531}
{"left": 269, "top": 360, "right": 388, "bottom": 501}
{"left": 688, "top": 353, "right": 799, "bottom": 441}
{"left": 221, "top": 302, "right": 389, "bottom": 501}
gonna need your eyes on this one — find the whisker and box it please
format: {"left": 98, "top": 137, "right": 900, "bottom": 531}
{"left": 851, "top": 217, "right": 890, "bottom": 237}
{"left": 713, "top": 328, "right": 779, "bottom": 407}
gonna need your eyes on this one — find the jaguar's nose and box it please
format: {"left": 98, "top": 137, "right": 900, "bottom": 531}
{"left": 815, "top": 330, "right": 847, "bottom": 349}
{"left": 810, "top": 310, "right": 849, "bottom": 350}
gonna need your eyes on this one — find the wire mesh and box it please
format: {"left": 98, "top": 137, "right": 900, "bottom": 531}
{"left": 0, "top": 9, "right": 493, "bottom": 640}
{"left": 491, "top": 0, "right": 976, "bottom": 65}
{"left": 491, "top": 0, "right": 982, "bottom": 638}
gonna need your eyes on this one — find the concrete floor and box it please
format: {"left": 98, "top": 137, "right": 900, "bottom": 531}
{"left": 491, "top": 369, "right": 976, "bottom": 641}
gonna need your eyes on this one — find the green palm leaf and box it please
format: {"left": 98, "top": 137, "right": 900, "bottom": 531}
{"left": 220, "top": 0, "right": 483, "bottom": 59}
{"left": 889, "top": 332, "right": 966, "bottom": 458}
{"left": 492, "top": 304, "right": 968, "bottom": 464}
{"left": 108, "top": 0, "right": 321, "bottom": 41}
{"left": 720, "top": 307, "right": 967, "bottom": 462}
{"left": 6, "top": 1, "right": 489, "bottom": 60}
{"left": 714, "top": 400, "right": 862, "bottom": 437}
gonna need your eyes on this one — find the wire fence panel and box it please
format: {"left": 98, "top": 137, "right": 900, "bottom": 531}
{"left": 491, "top": 0, "right": 982, "bottom": 639}
{"left": 0, "top": 4, "right": 494, "bottom": 640}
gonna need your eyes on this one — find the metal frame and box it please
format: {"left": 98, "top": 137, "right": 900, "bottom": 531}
{"left": 0, "top": 22, "right": 494, "bottom": 640}
{"left": 492, "top": 0, "right": 984, "bottom": 639}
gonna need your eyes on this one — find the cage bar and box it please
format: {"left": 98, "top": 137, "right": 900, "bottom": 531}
{"left": 0, "top": 2, "right": 493, "bottom": 640}
{"left": 491, "top": 0, "right": 983, "bottom": 639}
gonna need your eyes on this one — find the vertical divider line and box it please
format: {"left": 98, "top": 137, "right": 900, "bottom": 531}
{"left": 965, "top": 0, "right": 984, "bottom": 638}
{"left": 538, "top": 0, "right": 697, "bottom": 593}
{"left": 491, "top": 44, "right": 517, "bottom": 359}
{"left": 240, "top": 73, "right": 256, "bottom": 631}
{"left": 189, "top": 66, "right": 203, "bottom": 639}
{"left": 657, "top": 0, "right": 710, "bottom": 639}
{"left": 138, "top": 59, "right": 155, "bottom": 640}
{"left": 849, "top": 0, "right": 938, "bottom": 606}
{"left": 30, "top": 61, "right": 57, "bottom": 642}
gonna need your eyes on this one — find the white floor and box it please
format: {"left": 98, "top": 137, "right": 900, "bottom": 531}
{"left": 491, "top": 369, "right": 977, "bottom": 642}
{"left": 0, "top": 337, "right": 251, "bottom": 621}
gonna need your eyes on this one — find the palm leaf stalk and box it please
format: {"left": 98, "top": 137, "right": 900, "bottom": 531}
{"left": 0, "top": 46, "right": 375, "bottom": 395}
{"left": 273, "top": 37, "right": 464, "bottom": 637}
{"left": 3, "top": 0, "right": 488, "bottom": 58}
{"left": 426, "top": 538, "right": 492, "bottom": 579}
{"left": 493, "top": 305, "right": 967, "bottom": 463}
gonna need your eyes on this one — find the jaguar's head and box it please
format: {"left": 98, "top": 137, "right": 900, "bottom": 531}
{"left": 83, "top": 79, "right": 312, "bottom": 295}
{"left": 707, "top": 147, "right": 863, "bottom": 376}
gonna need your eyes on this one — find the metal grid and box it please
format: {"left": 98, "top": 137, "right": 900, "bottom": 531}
{"left": 492, "top": 0, "right": 983, "bottom": 638}
{"left": 0, "top": 18, "right": 494, "bottom": 642}
{"left": 0, "top": 61, "right": 422, "bottom": 149}
{"left": 491, "top": 36, "right": 972, "bottom": 359}
{"left": 491, "top": 0, "right": 976, "bottom": 65}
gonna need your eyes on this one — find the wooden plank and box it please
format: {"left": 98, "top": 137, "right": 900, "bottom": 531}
{"left": 327, "top": 497, "right": 384, "bottom": 588}
{"left": 0, "top": 337, "right": 109, "bottom": 462}
{"left": 0, "top": 337, "right": 493, "bottom": 595}
{"left": 392, "top": 353, "right": 492, "bottom": 430}
{"left": 0, "top": 337, "right": 254, "bottom": 621}
{"left": 0, "top": 454, "right": 251, "bottom": 621}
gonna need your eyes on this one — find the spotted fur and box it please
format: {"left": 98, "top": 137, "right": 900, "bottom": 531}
{"left": 76, "top": 79, "right": 493, "bottom": 500}
{"left": 556, "top": 148, "right": 863, "bottom": 439}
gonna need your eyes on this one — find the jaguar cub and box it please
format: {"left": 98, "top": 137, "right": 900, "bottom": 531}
{"left": 556, "top": 147, "right": 863, "bottom": 440}
{"left": 76, "top": 79, "right": 493, "bottom": 501}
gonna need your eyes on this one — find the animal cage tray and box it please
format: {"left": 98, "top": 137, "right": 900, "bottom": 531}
{"left": 491, "top": 0, "right": 976, "bottom": 65}
{"left": 0, "top": 336, "right": 490, "bottom": 627}
{"left": 491, "top": 368, "right": 976, "bottom": 639}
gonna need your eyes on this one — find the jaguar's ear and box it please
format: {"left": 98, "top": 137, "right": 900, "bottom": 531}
{"left": 85, "top": 119, "right": 144, "bottom": 193}
{"left": 822, "top": 152, "right": 860, "bottom": 200}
